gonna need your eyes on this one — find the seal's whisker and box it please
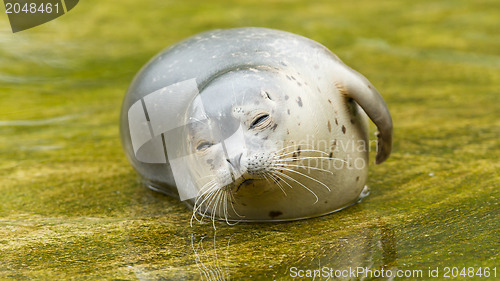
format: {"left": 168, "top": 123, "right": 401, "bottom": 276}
{"left": 222, "top": 189, "right": 239, "bottom": 226}
{"left": 215, "top": 190, "right": 225, "bottom": 227}
{"left": 210, "top": 189, "right": 223, "bottom": 229}
{"left": 206, "top": 190, "right": 217, "bottom": 227}
{"left": 270, "top": 171, "right": 294, "bottom": 191}
{"left": 263, "top": 172, "right": 283, "bottom": 195}
{"left": 261, "top": 173, "right": 272, "bottom": 184}
{"left": 210, "top": 188, "right": 234, "bottom": 228}
{"left": 191, "top": 182, "right": 219, "bottom": 226}
{"left": 261, "top": 173, "right": 270, "bottom": 185}
{"left": 209, "top": 189, "right": 225, "bottom": 223}
{"left": 274, "top": 170, "right": 319, "bottom": 204}
{"left": 267, "top": 172, "right": 288, "bottom": 196}
{"left": 276, "top": 156, "right": 348, "bottom": 164}
{"left": 227, "top": 190, "right": 244, "bottom": 219}
{"left": 219, "top": 189, "right": 226, "bottom": 224}
{"left": 191, "top": 190, "right": 213, "bottom": 226}
{"left": 191, "top": 192, "right": 216, "bottom": 226}
{"left": 192, "top": 180, "right": 217, "bottom": 214}
{"left": 222, "top": 189, "right": 229, "bottom": 225}
{"left": 278, "top": 167, "right": 332, "bottom": 192}
{"left": 196, "top": 187, "right": 220, "bottom": 226}
{"left": 272, "top": 163, "right": 334, "bottom": 174}
{"left": 194, "top": 179, "right": 217, "bottom": 202}
{"left": 194, "top": 190, "right": 217, "bottom": 216}
{"left": 263, "top": 172, "right": 286, "bottom": 195}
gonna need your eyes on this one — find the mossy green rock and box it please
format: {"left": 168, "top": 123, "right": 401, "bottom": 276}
{"left": 1, "top": 0, "right": 498, "bottom": 280}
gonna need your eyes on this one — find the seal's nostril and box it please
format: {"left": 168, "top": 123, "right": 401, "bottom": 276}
{"left": 226, "top": 158, "right": 237, "bottom": 176}
{"left": 234, "top": 152, "right": 243, "bottom": 168}
{"left": 226, "top": 153, "right": 243, "bottom": 170}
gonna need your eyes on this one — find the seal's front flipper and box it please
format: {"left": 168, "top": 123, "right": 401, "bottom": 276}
{"left": 358, "top": 185, "right": 371, "bottom": 201}
{"left": 335, "top": 65, "right": 393, "bottom": 164}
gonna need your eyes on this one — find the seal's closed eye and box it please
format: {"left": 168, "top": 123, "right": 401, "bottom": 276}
{"left": 196, "top": 141, "right": 213, "bottom": 151}
{"left": 249, "top": 113, "right": 270, "bottom": 130}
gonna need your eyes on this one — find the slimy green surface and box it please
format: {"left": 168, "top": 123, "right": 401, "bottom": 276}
{"left": 1, "top": 0, "right": 498, "bottom": 280}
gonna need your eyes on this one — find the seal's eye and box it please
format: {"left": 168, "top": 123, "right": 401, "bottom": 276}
{"left": 249, "top": 113, "right": 271, "bottom": 130}
{"left": 196, "top": 141, "right": 213, "bottom": 151}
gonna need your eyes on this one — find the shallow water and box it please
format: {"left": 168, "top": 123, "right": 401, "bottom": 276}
{"left": 1, "top": 0, "right": 498, "bottom": 280}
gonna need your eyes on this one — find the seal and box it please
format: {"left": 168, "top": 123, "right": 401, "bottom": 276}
{"left": 120, "top": 27, "right": 393, "bottom": 222}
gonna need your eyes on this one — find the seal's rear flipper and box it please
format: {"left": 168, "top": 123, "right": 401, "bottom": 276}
{"left": 335, "top": 65, "right": 393, "bottom": 164}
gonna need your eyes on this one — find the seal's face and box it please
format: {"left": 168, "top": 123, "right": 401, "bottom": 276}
{"left": 182, "top": 68, "right": 363, "bottom": 223}
{"left": 186, "top": 70, "right": 287, "bottom": 199}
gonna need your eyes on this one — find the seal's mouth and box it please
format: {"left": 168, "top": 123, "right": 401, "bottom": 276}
{"left": 235, "top": 179, "right": 254, "bottom": 191}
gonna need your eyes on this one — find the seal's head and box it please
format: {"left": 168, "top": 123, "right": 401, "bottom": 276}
{"left": 182, "top": 66, "right": 368, "bottom": 223}
{"left": 184, "top": 69, "right": 291, "bottom": 219}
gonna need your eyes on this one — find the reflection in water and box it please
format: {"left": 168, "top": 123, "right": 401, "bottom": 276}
{"left": 379, "top": 218, "right": 397, "bottom": 271}
{"left": 127, "top": 216, "right": 398, "bottom": 280}
{"left": 281, "top": 219, "right": 397, "bottom": 281}
{"left": 191, "top": 232, "right": 232, "bottom": 281}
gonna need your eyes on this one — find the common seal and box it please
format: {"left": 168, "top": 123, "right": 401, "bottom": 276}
{"left": 120, "top": 27, "right": 392, "bottom": 222}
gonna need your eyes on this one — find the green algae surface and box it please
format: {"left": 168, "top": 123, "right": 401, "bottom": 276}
{"left": 1, "top": 0, "right": 498, "bottom": 280}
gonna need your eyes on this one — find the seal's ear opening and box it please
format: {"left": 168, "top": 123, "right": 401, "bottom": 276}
{"left": 336, "top": 67, "right": 393, "bottom": 164}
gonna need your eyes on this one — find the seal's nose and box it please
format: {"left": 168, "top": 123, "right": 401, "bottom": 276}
{"left": 226, "top": 152, "right": 244, "bottom": 176}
